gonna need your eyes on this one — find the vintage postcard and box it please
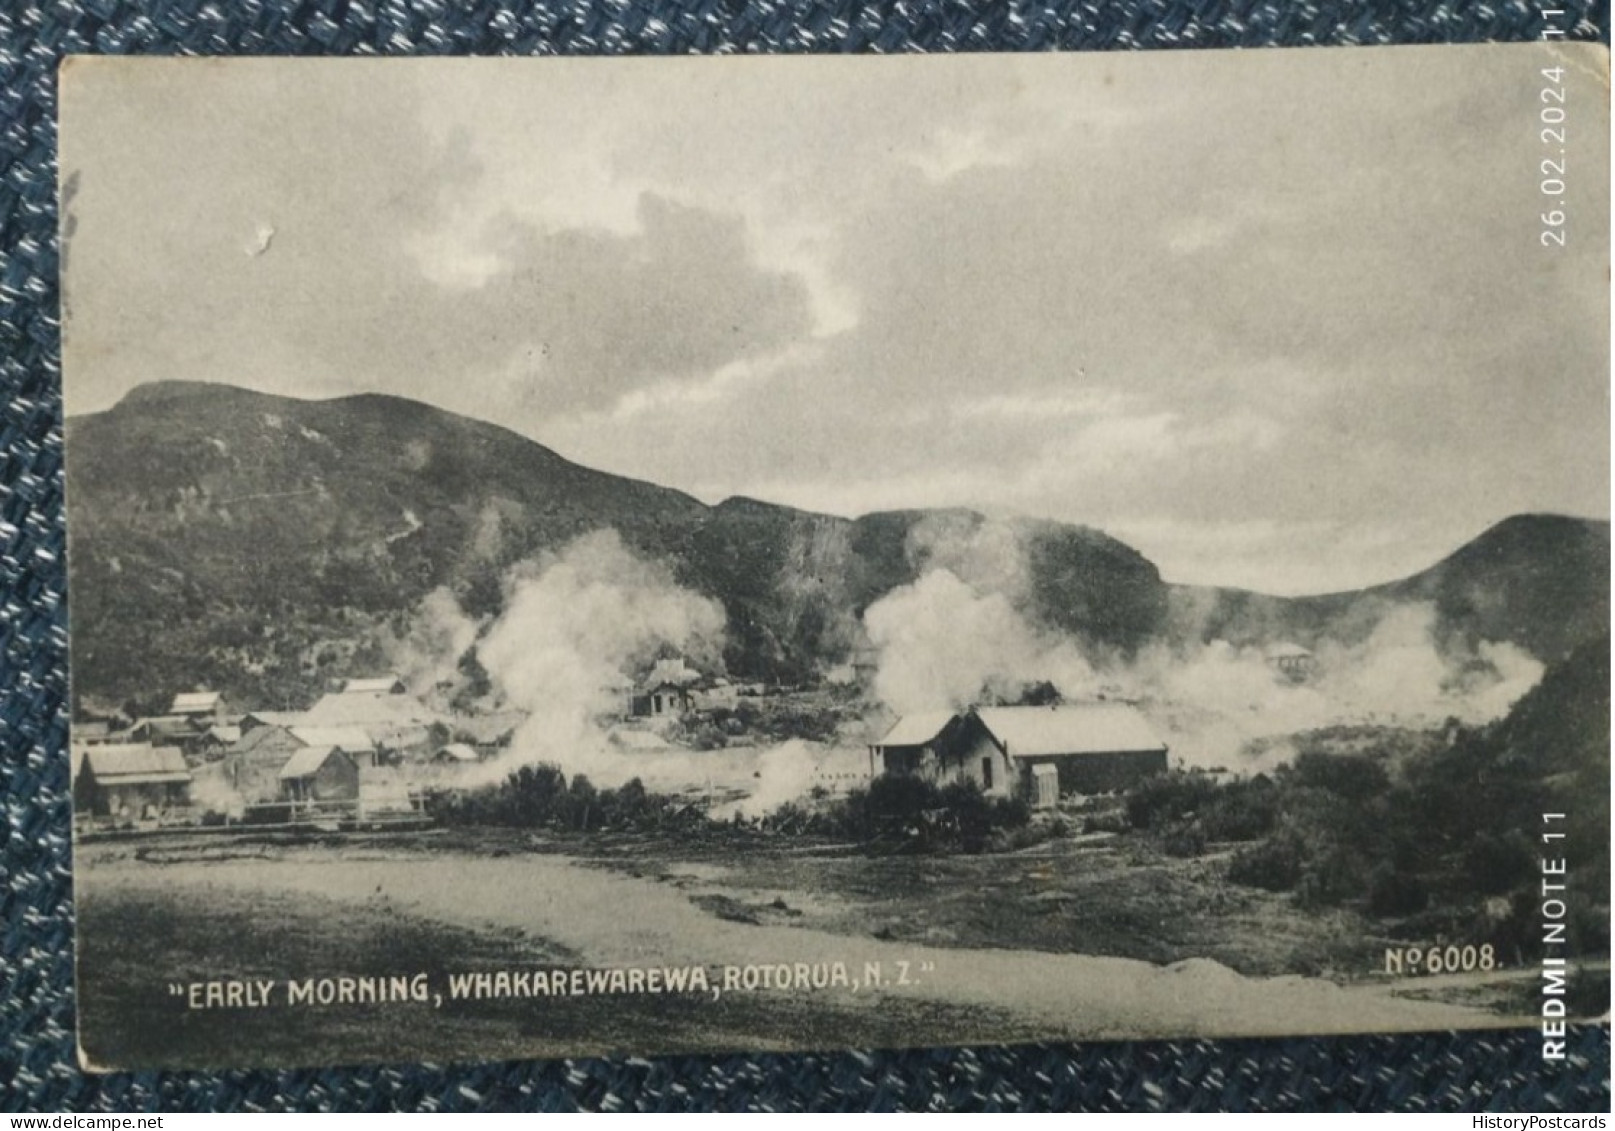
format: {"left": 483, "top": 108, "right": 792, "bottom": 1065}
{"left": 59, "top": 44, "right": 1609, "bottom": 1071}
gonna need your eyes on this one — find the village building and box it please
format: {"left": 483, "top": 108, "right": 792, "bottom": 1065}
{"left": 169, "top": 690, "right": 229, "bottom": 724}
{"left": 289, "top": 725, "right": 379, "bottom": 767}
{"left": 277, "top": 746, "right": 361, "bottom": 805}
{"left": 222, "top": 724, "right": 309, "bottom": 802}
{"left": 223, "top": 723, "right": 378, "bottom": 801}
{"left": 690, "top": 678, "right": 738, "bottom": 712}
{"left": 1265, "top": 643, "right": 1316, "bottom": 684}
{"left": 300, "top": 691, "right": 441, "bottom": 756}
{"left": 339, "top": 675, "right": 408, "bottom": 695}
{"left": 71, "top": 719, "right": 114, "bottom": 745}
{"left": 635, "top": 681, "right": 693, "bottom": 720}
{"left": 446, "top": 710, "right": 525, "bottom": 756}
{"left": 73, "top": 743, "right": 192, "bottom": 820}
{"left": 871, "top": 704, "right": 1169, "bottom": 808}
{"left": 197, "top": 724, "right": 241, "bottom": 759}
{"left": 869, "top": 711, "right": 968, "bottom": 781}
{"left": 121, "top": 715, "right": 206, "bottom": 752}
{"left": 432, "top": 743, "right": 481, "bottom": 766}
{"left": 238, "top": 710, "right": 305, "bottom": 733}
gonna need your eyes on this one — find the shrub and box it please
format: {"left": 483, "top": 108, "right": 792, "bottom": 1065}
{"left": 1286, "top": 750, "right": 1389, "bottom": 803}
{"left": 1461, "top": 831, "right": 1537, "bottom": 896}
{"left": 1162, "top": 824, "right": 1208, "bottom": 858}
{"left": 1200, "top": 778, "right": 1280, "bottom": 842}
{"left": 1123, "top": 772, "right": 1216, "bottom": 831}
{"left": 1367, "top": 862, "right": 1430, "bottom": 916}
{"left": 1228, "top": 831, "right": 1306, "bottom": 892}
{"left": 1297, "top": 845, "right": 1372, "bottom": 908}
{"left": 1082, "top": 810, "right": 1130, "bottom": 835}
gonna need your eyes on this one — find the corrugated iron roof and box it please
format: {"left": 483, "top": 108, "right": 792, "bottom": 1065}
{"left": 341, "top": 676, "right": 405, "bottom": 694}
{"left": 449, "top": 712, "right": 525, "bottom": 744}
{"left": 82, "top": 743, "right": 192, "bottom": 782}
{"left": 289, "top": 726, "right": 374, "bottom": 752}
{"left": 233, "top": 722, "right": 302, "bottom": 756}
{"left": 303, "top": 692, "right": 442, "bottom": 729}
{"left": 170, "top": 691, "right": 222, "bottom": 713}
{"left": 973, "top": 704, "right": 1166, "bottom": 758}
{"left": 876, "top": 711, "right": 958, "bottom": 748}
{"left": 278, "top": 746, "right": 348, "bottom": 780}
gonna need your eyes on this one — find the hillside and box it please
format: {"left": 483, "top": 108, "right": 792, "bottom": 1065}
{"left": 1168, "top": 514, "right": 1610, "bottom": 664}
{"left": 66, "top": 382, "right": 1170, "bottom": 709}
{"left": 66, "top": 382, "right": 1607, "bottom": 713}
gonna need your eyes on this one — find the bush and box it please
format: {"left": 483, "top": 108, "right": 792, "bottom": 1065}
{"left": 1286, "top": 750, "right": 1389, "bottom": 803}
{"left": 1200, "top": 778, "right": 1280, "bottom": 842}
{"left": 1124, "top": 772, "right": 1216, "bottom": 831}
{"left": 426, "top": 765, "right": 687, "bottom": 834}
{"left": 1082, "top": 810, "right": 1130, "bottom": 835}
{"left": 1367, "top": 862, "right": 1430, "bottom": 916}
{"left": 1462, "top": 831, "right": 1537, "bottom": 896}
{"left": 1297, "top": 845, "right": 1372, "bottom": 908}
{"left": 813, "top": 777, "right": 1033, "bottom": 854}
{"left": 1162, "top": 824, "right": 1208, "bottom": 858}
{"left": 1228, "top": 831, "right": 1306, "bottom": 892}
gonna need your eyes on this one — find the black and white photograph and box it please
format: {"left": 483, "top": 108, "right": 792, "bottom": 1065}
{"left": 58, "top": 44, "right": 1609, "bottom": 1071}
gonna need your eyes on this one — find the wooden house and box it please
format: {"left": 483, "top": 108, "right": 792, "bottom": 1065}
{"left": 277, "top": 746, "right": 360, "bottom": 804}
{"left": 339, "top": 675, "right": 407, "bottom": 695}
{"left": 170, "top": 691, "right": 228, "bottom": 724}
{"left": 873, "top": 704, "right": 1168, "bottom": 807}
{"left": 73, "top": 743, "right": 192, "bottom": 819}
{"left": 869, "top": 711, "right": 967, "bottom": 781}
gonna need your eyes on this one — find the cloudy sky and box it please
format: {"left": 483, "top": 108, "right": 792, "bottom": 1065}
{"left": 60, "top": 45, "right": 1609, "bottom": 594}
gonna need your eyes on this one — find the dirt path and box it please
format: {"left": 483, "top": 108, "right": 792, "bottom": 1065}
{"left": 84, "top": 847, "right": 1499, "bottom": 1043}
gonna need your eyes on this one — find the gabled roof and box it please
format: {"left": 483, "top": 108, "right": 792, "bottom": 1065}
{"left": 340, "top": 676, "right": 406, "bottom": 695}
{"left": 448, "top": 711, "right": 525, "bottom": 745}
{"left": 302, "top": 692, "right": 442, "bottom": 730}
{"left": 1265, "top": 642, "right": 1314, "bottom": 660}
{"left": 81, "top": 743, "right": 191, "bottom": 784}
{"left": 170, "top": 691, "right": 222, "bottom": 714}
{"left": 204, "top": 725, "right": 241, "bottom": 745}
{"left": 233, "top": 723, "right": 300, "bottom": 756}
{"left": 289, "top": 726, "right": 374, "bottom": 753}
{"left": 125, "top": 716, "right": 200, "bottom": 739}
{"left": 876, "top": 711, "right": 959, "bottom": 749}
{"left": 435, "top": 743, "right": 480, "bottom": 762}
{"left": 241, "top": 710, "right": 306, "bottom": 729}
{"left": 278, "top": 746, "right": 353, "bottom": 780}
{"left": 972, "top": 705, "right": 1167, "bottom": 758}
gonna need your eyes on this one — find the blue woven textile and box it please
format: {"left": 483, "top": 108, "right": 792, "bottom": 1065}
{"left": 2, "top": 0, "right": 1610, "bottom": 1112}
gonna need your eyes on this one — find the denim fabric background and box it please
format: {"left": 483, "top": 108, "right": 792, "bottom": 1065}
{"left": 1, "top": 0, "right": 1610, "bottom": 1112}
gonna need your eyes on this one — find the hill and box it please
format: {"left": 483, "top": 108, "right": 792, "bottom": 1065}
{"left": 1168, "top": 514, "right": 1609, "bottom": 664}
{"left": 65, "top": 382, "right": 1170, "bottom": 709}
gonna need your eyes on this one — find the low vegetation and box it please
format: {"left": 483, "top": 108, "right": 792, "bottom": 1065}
{"left": 427, "top": 760, "right": 1040, "bottom": 856}
{"left": 765, "top": 775, "right": 1038, "bottom": 854}
{"left": 1122, "top": 634, "right": 1610, "bottom": 989}
{"left": 424, "top": 765, "right": 703, "bottom": 835}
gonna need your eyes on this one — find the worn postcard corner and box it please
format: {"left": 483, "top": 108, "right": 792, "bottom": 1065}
{"left": 58, "top": 43, "right": 1610, "bottom": 1073}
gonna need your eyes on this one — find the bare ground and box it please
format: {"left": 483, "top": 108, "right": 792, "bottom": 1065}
{"left": 73, "top": 832, "right": 1511, "bottom": 1070}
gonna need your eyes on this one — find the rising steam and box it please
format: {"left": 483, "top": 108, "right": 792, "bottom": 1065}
{"left": 863, "top": 538, "right": 1547, "bottom": 771}
{"left": 472, "top": 529, "right": 727, "bottom": 783}
{"left": 863, "top": 568, "right": 1097, "bottom": 715}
